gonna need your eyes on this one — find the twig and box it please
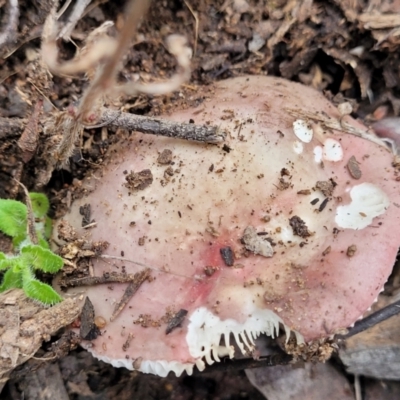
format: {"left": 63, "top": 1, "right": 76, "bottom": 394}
{"left": 57, "top": 0, "right": 92, "bottom": 39}
{"left": 337, "top": 298, "right": 400, "bottom": 339}
{"left": 85, "top": 109, "right": 225, "bottom": 144}
{"left": 183, "top": 0, "right": 198, "bottom": 56}
{"left": 110, "top": 268, "right": 152, "bottom": 321}
{"left": 62, "top": 270, "right": 149, "bottom": 287}
{"left": 354, "top": 375, "right": 362, "bottom": 400}
{"left": 78, "top": 0, "right": 151, "bottom": 120}
{"left": 0, "top": 0, "right": 19, "bottom": 47}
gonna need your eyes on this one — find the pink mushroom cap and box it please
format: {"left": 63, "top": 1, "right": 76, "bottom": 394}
{"left": 59, "top": 76, "right": 400, "bottom": 377}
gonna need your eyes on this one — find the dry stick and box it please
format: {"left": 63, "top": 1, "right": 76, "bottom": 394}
{"left": 110, "top": 268, "right": 152, "bottom": 321}
{"left": 0, "top": 0, "right": 19, "bottom": 47}
{"left": 63, "top": 271, "right": 149, "bottom": 287}
{"left": 183, "top": 0, "right": 198, "bottom": 56}
{"left": 78, "top": 0, "right": 151, "bottom": 120}
{"left": 85, "top": 109, "right": 226, "bottom": 144}
{"left": 57, "top": 0, "right": 92, "bottom": 39}
{"left": 337, "top": 298, "right": 400, "bottom": 339}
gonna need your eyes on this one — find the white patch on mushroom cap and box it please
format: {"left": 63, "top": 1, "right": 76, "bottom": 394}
{"left": 293, "top": 140, "right": 304, "bottom": 154}
{"left": 314, "top": 146, "right": 323, "bottom": 163}
{"left": 322, "top": 138, "right": 343, "bottom": 162}
{"left": 293, "top": 119, "right": 313, "bottom": 143}
{"left": 335, "top": 183, "right": 390, "bottom": 229}
{"left": 186, "top": 307, "right": 303, "bottom": 365}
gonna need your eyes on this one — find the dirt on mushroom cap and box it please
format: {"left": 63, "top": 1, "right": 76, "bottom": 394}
{"left": 59, "top": 76, "right": 400, "bottom": 377}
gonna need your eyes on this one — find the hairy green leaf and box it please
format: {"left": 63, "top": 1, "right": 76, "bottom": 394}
{"left": 0, "top": 267, "right": 23, "bottom": 292}
{"left": 29, "top": 192, "right": 50, "bottom": 218}
{"left": 44, "top": 216, "right": 52, "bottom": 239}
{"left": 0, "top": 199, "right": 27, "bottom": 238}
{"left": 12, "top": 232, "right": 27, "bottom": 249}
{"left": 0, "top": 254, "right": 19, "bottom": 271}
{"left": 22, "top": 273, "right": 62, "bottom": 305}
{"left": 38, "top": 236, "right": 50, "bottom": 249}
{"left": 21, "top": 244, "right": 64, "bottom": 273}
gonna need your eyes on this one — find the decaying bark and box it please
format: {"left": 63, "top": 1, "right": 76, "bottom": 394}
{"left": 0, "top": 289, "right": 82, "bottom": 391}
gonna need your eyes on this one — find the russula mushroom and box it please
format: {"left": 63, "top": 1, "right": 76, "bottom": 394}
{"left": 58, "top": 76, "right": 400, "bottom": 377}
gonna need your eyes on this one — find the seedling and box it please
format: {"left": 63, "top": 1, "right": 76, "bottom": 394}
{"left": 0, "top": 192, "right": 63, "bottom": 305}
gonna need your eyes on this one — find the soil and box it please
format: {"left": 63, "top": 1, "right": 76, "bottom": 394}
{"left": 1, "top": 0, "right": 400, "bottom": 398}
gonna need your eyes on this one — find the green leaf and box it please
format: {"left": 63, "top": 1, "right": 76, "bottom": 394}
{"left": 13, "top": 232, "right": 27, "bottom": 249}
{"left": 22, "top": 270, "right": 62, "bottom": 305}
{"left": 0, "top": 199, "right": 27, "bottom": 238}
{"left": 29, "top": 193, "right": 50, "bottom": 218}
{"left": 38, "top": 236, "right": 50, "bottom": 249}
{"left": 0, "top": 267, "right": 23, "bottom": 291}
{"left": 44, "top": 216, "right": 52, "bottom": 239}
{"left": 21, "top": 245, "right": 64, "bottom": 273}
{"left": 0, "top": 255, "right": 19, "bottom": 271}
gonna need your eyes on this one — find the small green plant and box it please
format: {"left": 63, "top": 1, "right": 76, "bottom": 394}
{"left": 0, "top": 192, "right": 63, "bottom": 305}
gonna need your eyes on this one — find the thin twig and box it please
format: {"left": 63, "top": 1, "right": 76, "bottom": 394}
{"left": 183, "top": 0, "right": 198, "bottom": 56}
{"left": 62, "top": 270, "right": 149, "bottom": 287}
{"left": 78, "top": 0, "right": 151, "bottom": 120}
{"left": 57, "top": 0, "right": 92, "bottom": 39}
{"left": 354, "top": 375, "right": 362, "bottom": 400}
{"left": 0, "top": 0, "right": 19, "bottom": 47}
{"left": 337, "top": 298, "right": 400, "bottom": 339}
{"left": 110, "top": 268, "right": 152, "bottom": 321}
{"left": 85, "top": 109, "right": 225, "bottom": 144}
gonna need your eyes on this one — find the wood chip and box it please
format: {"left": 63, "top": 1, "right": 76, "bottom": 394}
{"left": 165, "top": 309, "right": 188, "bottom": 334}
{"left": 80, "top": 296, "right": 100, "bottom": 340}
{"left": 347, "top": 155, "right": 362, "bottom": 179}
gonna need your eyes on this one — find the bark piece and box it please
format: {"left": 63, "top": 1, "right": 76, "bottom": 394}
{"left": 0, "top": 289, "right": 82, "bottom": 387}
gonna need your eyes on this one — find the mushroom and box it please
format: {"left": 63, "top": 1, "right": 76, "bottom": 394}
{"left": 58, "top": 76, "right": 400, "bottom": 377}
